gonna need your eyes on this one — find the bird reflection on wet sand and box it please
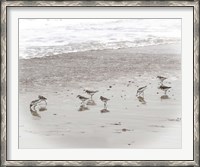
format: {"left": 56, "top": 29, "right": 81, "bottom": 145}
{"left": 78, "top": 104, "right": 89, "bottom": 111}
{"left": 137, "top": 96, "right": 147, "bottom": 104}
{"left": 86, "top": 99, "right": 96, "bottom": 106}
{"left": 160, "top": 95, "right": 170, "bottom": 100}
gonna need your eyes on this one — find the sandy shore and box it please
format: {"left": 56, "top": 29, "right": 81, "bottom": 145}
{"left": 19, "top": 43, "right": 182, "bottom": 148}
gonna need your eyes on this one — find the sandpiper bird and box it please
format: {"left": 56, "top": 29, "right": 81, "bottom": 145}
{"left": 136, "top": 86, "right": 147, "bottom": 97}
{"left": 100, "top": 96, "right": 110, "bottom": 109}
{"left": 77, "top": 95, "right": 89, "bottom": 104}
{"left": 157, "top": 76, "right": 167, "bottom": 85}
{"left": 30, "top": 95, "right": 47, "bottom": 117}
{"left": 159, "top": 85, "right": 171, "bottom": 94}
{"left": 84, "top": 90, "right": 98, "bottom": 100}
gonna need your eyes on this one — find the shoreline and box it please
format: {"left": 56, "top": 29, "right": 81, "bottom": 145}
{"left": 19, "top": 42, "right": 181, "bottom": 60}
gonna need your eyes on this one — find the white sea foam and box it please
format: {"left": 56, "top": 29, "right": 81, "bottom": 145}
{"left": 19, "top": 19, "right": 181, "bottom": 59}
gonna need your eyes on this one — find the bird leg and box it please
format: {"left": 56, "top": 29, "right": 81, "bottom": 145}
{"left": 104, "top": 102, "right": 107, "bottom": 109}
{"left": 91, "top": 95, "right": 93, "bottom": 100}
{"left": 81, "top": 101, "right": 86, "bottom": 108}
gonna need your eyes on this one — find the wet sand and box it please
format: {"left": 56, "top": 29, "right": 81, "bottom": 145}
{"left": 19, "top": 43, "right": 182, "bottom": 148}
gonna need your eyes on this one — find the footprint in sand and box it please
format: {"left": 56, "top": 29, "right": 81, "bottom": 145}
{"left": 168, "top": 117, "right": 181, "bottom": 122}
{"left": 110, "top": 122, "right": 121, "bottom": 126}
{"left": 128, "top": 141, "right": 134, "bottom": 146}
{"left": 115, "top": 128, "right": 133, "bottom": 133}
{"left": 122, "top": 128, "right": 132, "bottom": 132}
{"left": 100, "top": 125, "right": 106, "bottom": 128}
{"left": 149, "top": 125, "right": 165, "bottom": 128}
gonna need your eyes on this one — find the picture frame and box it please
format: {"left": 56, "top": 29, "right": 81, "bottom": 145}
{"left": 1, "top": 0, "right": 199, "bottom": 166}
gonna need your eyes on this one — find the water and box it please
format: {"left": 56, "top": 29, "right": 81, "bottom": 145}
{"left": 19, "top": 19, "right": 181, "bottom": 59}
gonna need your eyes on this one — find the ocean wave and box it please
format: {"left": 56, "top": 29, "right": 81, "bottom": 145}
{"left": 19, "top": 38, "right": 180, "bottom": 59}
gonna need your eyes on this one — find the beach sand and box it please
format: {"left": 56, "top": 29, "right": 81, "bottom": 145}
{"left": 19, "top": 43, "right": 182, "bottom": 148}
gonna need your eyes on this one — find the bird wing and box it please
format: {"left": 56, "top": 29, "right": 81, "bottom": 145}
{"left": 138, "top": 86, "right": 146, "bottom": 90}
{"left": 160, "top": 85, "right": 171, "bottom": 89}
{"left": 81, "top": 96, "right": 89, "bottom": 100}
{"left": 31, "top": 99, "right": 40, "bottom": 104}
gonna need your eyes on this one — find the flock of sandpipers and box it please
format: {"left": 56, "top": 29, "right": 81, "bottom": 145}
{"left": 29, "top": 76, "right": 172, "bottom": 118}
